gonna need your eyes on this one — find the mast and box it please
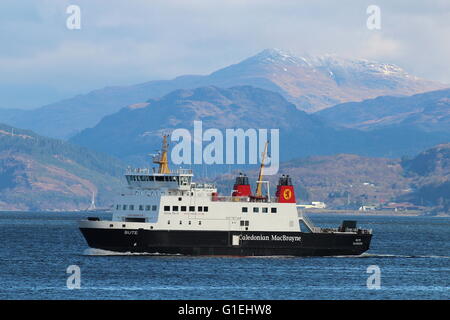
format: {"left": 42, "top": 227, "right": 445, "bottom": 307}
{"left": 88, "top": 191, "right": 96, "bottom": 210}
{"left": 255, "top": 140, "right": 269, "bottom": 197}
{"left": 153, "top": 134, "right": 171, "bottom": 174}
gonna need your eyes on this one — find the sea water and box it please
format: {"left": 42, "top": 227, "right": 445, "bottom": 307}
{"left": 0, "top": 212, "right": 448, "bottom": 299}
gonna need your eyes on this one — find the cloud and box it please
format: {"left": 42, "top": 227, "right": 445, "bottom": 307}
{"left": 0, "top": 0, "right": 449, "bottom": 109}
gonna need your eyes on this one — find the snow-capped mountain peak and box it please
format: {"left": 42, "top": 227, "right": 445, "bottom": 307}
{"left": 242, "top": 48, "right": 410, "bottom": 78}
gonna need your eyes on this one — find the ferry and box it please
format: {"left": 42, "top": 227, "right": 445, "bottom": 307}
{"left": 79, "top": 135, "right": 372, "bottom": 256}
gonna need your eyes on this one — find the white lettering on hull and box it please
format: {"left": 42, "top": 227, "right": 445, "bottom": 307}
{"left": 239, "top": 234, "right": 301, "bottom": 242}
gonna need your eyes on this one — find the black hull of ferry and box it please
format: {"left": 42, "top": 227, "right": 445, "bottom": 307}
{"left": 80, "top": 228, "right": 372, "bottom": 257}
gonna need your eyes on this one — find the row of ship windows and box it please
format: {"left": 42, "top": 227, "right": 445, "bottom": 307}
{"left": 242, "top": 207, "right": 277, "bottom": 214}
{"left": 115, "top": 219, "right": 203, "bottom": 226}
{"left": 162, "top": 206, "right": 277, "bottom": 213}
{"left": 164, "top": 206, "right": 209, "bottom": 213}
{"left": 116, "top": 204, "right": 158, "bottom": 211}
{"left": 116, "top": 204, "right": 277, "bottom": 214}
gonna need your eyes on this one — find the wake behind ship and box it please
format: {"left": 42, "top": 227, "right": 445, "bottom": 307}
{"left": 79, "top": 136, "right": 372, "bottom": 256}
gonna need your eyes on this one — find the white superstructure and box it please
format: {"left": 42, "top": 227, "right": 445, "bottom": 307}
{"left": 80, "top": 135, "right": 303, "bottom": 233}
{"left": 99, "top": 167, "right": 301, "bottom": 233}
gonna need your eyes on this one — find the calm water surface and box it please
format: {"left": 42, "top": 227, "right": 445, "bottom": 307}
{"left": 0, "top": 212, "right": 448, "bottom": 299}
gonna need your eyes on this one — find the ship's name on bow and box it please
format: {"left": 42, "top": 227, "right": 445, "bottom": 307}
{"left": 240, "top": 234, "right": 301, "bottom": 242}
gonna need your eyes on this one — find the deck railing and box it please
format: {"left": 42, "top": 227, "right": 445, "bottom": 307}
{"left": 125, "top": 167, "right": 193, "bottom": 175}
{"left": 211, "top": 196, "right": 278, "bottom": 203}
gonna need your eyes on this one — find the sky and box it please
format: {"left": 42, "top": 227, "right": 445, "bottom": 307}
{"left": 1, "top": 0, "right": 449, "bottom": 109}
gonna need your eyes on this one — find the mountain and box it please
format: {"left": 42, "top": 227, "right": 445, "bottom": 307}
{"left": 69, "top": 85, "right": 341, "bottom": 164}
{"left": 399, "top": 143, "right": 450, "bottom": 212}
{"left": 402, "top": 143, "right": 450, "bottom": 177}
{"left": 69, "top": 85, "right": 450, "bottom": 166}
{"left": 2, "top": 49, "right": 445, "bottom": 139}
{"left": 206, "top": 49, "right": 445, "bottom": 112}
{"left": 316, "top": 88, "right": 450, "bottom": 132}
{"left": 0, "top": 124, "right": 125, "bottom": 211}
{"left": 0, "top": 108, "right": 25, "bottom": 124}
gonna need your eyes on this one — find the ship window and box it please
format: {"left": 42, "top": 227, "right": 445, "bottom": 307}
{"left": 242, "top": 207, "right": 248, "bottom": 213}
{"left": 189, "top": 221, "right": 191, "bottom": 225}
{"left": 179, "top": 221, "right": 182, "bottom": 225}
{"left": 129, "top": 205, "right": 134, "bottom": 211}
{"left": 168, "top": 220, "right": 170, "bottom": 224}
{"left": 262, "top": 207, "right": 268, "bottom": 213}
{"left": 198, "top": 206, "right": 203, "bottom": 212}
{"left": 245, "top": 221, "right": 249, "bottom": 226}
{"left": 123, "top": 205, "right": 127, "bottom": 210}
{"left": 253, "top": 207, "right": 259, "bottom": 213}
{"left": 203, "top": 206, "right": 208, "bottom": 212}
{"left": 180, "top": 177, "right": 189, "bottom": 186}
{"left": 122, "top": 224, "right": 126, "bottom": 228}
{"left": 149, "top": 176, "right": 154, "bottom": 181}
{"left": 271, "top": 207, "right": 277, "bottom": 213}
{"left": 240, "top": 221, "right": 245, "bottom": 226}
{"left": 173, "top": 206, "right": 179, "bottom": 212}
{"left": 198, "top": 221, "right": 202, "bottom": 225}
{"left": 152, "top": 205, "right": 157, "bottom": 211}
{"left": 109, "top": 224, "right": 113, "bottom": 228}
{"left": 116, "top": 205, "right": 120, "bottom": 210}
{"left": 189, "top": 206, "right": 195, "bottom": 212}
{"left": 181, "top": 206, "right": 187, "bottom": 212}
{"left": 139, "top": 205, "right": 144, "bottom": 211}
{"left": 178, "top": 197, "right": 182, "bottom": 201}
{"left": 145, "top": 205, "right": 151, "bottom": 211}
{"left": 164, "top": 206, "right": 170, "bottom": 211}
